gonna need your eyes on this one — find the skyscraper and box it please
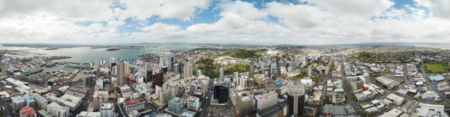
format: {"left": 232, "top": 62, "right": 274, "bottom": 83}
{"left": 214, "top": 82, "right": 229, "bottom": 103}
{"left": 124, "top": 61, "right": 129, "bottom": 76}
{"left": 117, "top": 62, "right": 124, "bottom": 86}
{"left": 219, "top": 66, "right": 224, "bottom": 80}
{"left": 110, "top": 58, "right": 117, "bottom": 75}
{"left": 174, "top": 63, "right": 180, "bottom": 74}
{"left": 249, "top": 61, "right": 254, "bottom": 78}
{"left": 169, "top": 56, "right": 175, "bottom": 72}
{"left": 183, "top": 61, "right": 193, "bottom": 78}
{"left": 159, "top": 55, "right": 165, "bottom": 67}
{"left": 117, "top": 61, "right": 129, "bottom": 86}
{"left": 145, "top": 67, "right": 153, "bottom": 83}
{"left": 288, "top": 83, "right": 305, "bottom": 116}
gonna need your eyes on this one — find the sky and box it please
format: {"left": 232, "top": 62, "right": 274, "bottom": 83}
{"left": 0, "top": 0, "right": 449, "bottom": 45}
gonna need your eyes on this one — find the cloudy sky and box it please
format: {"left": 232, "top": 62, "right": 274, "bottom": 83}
{"left": 0, "top": 0, "right": 449, "bottom": 45}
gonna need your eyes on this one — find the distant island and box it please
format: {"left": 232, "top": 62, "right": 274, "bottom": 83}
{"left": 106, "top": 48, "right": 120, "bottom": 51}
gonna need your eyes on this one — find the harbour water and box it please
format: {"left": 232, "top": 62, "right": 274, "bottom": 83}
{"left": 0, "top": 43, "right": 199, "bottom": 64}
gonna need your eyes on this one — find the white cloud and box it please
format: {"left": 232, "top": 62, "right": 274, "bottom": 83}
{"left": 0, "top": 0, "right": 449, "bottom": 45}
{"left": 0, "top": 0, "right": 115, "bottom": 21}
{"left": 415, "top": 0, "right": 450, "bottom": 19}
{"left": 266, "top": 2, "right": 329, "bottom": 27}
{"left": 0, "top": 13, "right": 118, "bottom": 44}
{"left": 141, "top": 23, "right": 181, "bottom": 32}
{"left": 119, "top": 0, "right": 209, "bottom": 21}
{"left": 220, "top": 1, "right": 267, "bottom": 20}
{"left": 306, "top": 0, "right": 394, "bottom": 17}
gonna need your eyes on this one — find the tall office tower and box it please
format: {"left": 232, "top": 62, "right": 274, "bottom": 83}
{"left": 124, "top": 61, "right": 129, "bottom": 76}
{"left": 276, "top": 57, "right": 281, "bottom": 76}
{"left": 164, "top": 55, "right": 170, "bottom": 67}
{"left": 219, "top": 66, "right": 224, "bottom": 80}
{"left": 213, "top": 82, "right": 229, "bottom": 103}
{"left": 174, "top": 63, "right": 179, "bottom": 74}
{"left": 117, "top": 62, "right": 124, "bottom": 86}
{"left": 159, "top": 55, "right": 165, "bottom": 67}
{"left": 110, "top": 58, "right": 117, "bottom": 75}
{"left": 117, "top": 61, "right": 129, "bottom": 86}
{"left": 145, "top": 67, "right": 153, "bottom": 83}
{"left": 260, "top": 62, "right": 265, "bottom": 73}
{"left": 183, "top": 61, "right": 193, "bottom": 78}
{"left": 164, "top": 55, "right": 171, "bottom": 71}
{"left": 169, "top": 56, "right": 175, "bottom": 72}
{"left": 249, "top": 61, "right": 254, "bottom": 78}
{"left": 288, "top": 84, "right": 305, "bottom": 116}
{"left": 270, "top": 63, "right": 277, "bottom": 78}
{"left": 307, "top": 65, "right": 312, "bottom": 77}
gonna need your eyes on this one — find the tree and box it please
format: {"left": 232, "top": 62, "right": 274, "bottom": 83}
{"left": 323, "top": 98, "right": 332, "bottom": 104}
{"left": 195, "top": 58, "right": 219, "bottom": 78}
{"left": 229, "top": 49, "right": 261, "bottom": 59}
{"left": 292, "top": 70, "right": 307, "bottom": 80}
{"left": 352, "top": 94, "right": 358, "bottom": 101}
{"left": 364, "top": 111, "right": 371, "bottom": 115}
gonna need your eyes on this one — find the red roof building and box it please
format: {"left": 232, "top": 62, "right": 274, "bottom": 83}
{"left": 19, "top": 106, "right": 36, "bottom": 117}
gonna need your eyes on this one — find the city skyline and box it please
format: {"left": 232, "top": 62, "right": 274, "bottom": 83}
{"left": 1, "top": 0, "right": 450, "bottom": 45}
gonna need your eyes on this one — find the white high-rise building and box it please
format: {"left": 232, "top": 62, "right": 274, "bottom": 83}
{"left": 255, "top": 91, "right": 278, "bottom": 110}
{"left": 124, "top": 61, "right": 129, "bottom": 76}
{"left": 47, "top": 102, "right": 70, "bottom": 117}
{"left": 11, "top": 96, "right": 25, "bottom": 111}
{"left": 110, "top": 58, "right": 117, "bottom": 75}
{"left": 117, "top": 62, "right": 124, "bottom": 86}
{"left": 117, "top": 60, "right": 129, "bottom": 86}
{"left": 219, "top": 66, "right": 224, "bottom": 79}
{"left": 184, "top": 61, "right": 193, "bottom": 78}
{"left": 174, "top": 63, "right": 180, "bottom": 74}
{"left": 96, "top": 79, "right": 104, "bottom": 90}
{"left": 100, "top": 103, "right": 116, "bottom": 117}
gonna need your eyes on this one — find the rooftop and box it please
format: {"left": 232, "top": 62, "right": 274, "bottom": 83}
{"left": 429, "top": 74, "right": 445, "bottom": 82}
{"left": 19, "top": 106, "right": 36, "bottom": 115}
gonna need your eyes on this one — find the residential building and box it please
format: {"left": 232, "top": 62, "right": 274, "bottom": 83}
{"left": 12, "top": 96, "right": 26, "bottom": 111}
{"left": 47, "top": 102, "right": 70, "bottom": 117}
{"left": 255, "top": 91, "right": 278, "bottom": 111}
{"left": 100, "top": 103, "right": 116, "bottom": 117}
{"left": 19, "top": 106, "right": 37, "bottom": 117}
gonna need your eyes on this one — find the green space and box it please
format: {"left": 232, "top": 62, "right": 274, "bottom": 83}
{"left": 364, "top": 111, "right": 371, "bottom": 115}
{"left": 352, "top": 51, "right": 410, "bottom": 63}
{"left": 292, "top": 70, "right": 307, "bottom": 80}
{"left": 329, "top": 60, "right": 335, "bottom": 71}
{"left": 352, "top": 94, "right": 358, "bottom": 101}
{"left": 323, "top": 98, "right": 332, "bottom": 104}
{"left": 224, "top": 64, "right": 249, "bottom": 75}
{"left": 228, "top": 49, "right": 265, "bottom": 59}
{"left": 195, "top": 58, "right": 219, "bottom": 78}
{"left": 194, "top": 58, "right": 252, "bottom": 78}
{"left": 20, "top": 58, "right": 32, "bottom": 63}
{"left": 425, "top": 64, "right": 448, "bottom": 74}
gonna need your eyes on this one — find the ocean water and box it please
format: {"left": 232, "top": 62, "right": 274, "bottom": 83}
{"left": 412, "top": 44, "right": 450, "bottom": 50}
{"left": 0, "top": 43, "right": 198, "bottom": 64}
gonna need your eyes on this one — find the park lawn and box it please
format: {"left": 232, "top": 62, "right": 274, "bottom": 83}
{"left": 425, "top": 64, "right": 447, "bottom": 74}
{"left": 292, "top": 76, "right": 302, "bottom": 81}
{"left": 229, "top": 49, "right": 264, "bottom": 59}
